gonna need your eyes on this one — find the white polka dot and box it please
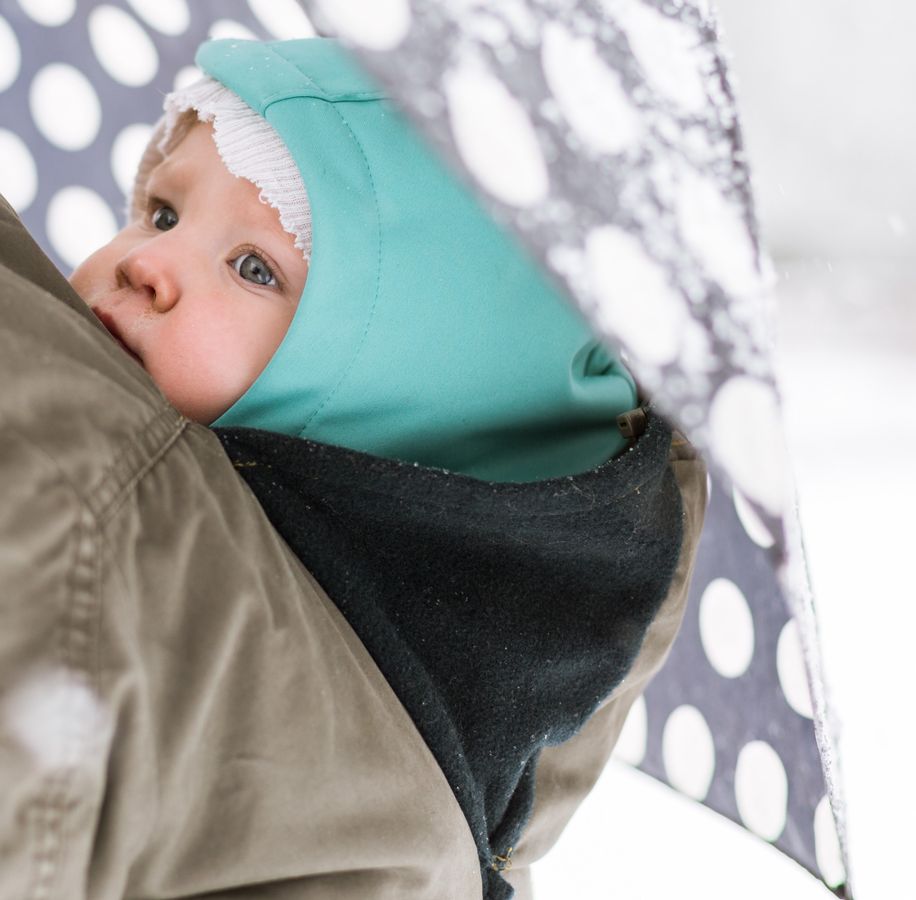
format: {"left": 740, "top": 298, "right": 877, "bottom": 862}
{"left": 47, "top": 186, "right": 118, "bottom": 270}
{"left": 88, "top": 5, "right": 159, "bottom": 88}
{"left": 732, "top": 484, "right": 775, "bottom": 549}
{"left": 662, "top": 704, "right": 715, "bottom": 800}
{"left": 30, "top": 64, "right": 102, "bottom": 151}
{"left": 613, "top": 694, "right": 647, "bottom": 766}
{"left": 16, "top": 0, "right": 75, "bottom": 27}
{"left": 3, "top": 667, "right": 111, "bottom": 771}
{"left": 444, "top": 56, "right": 548, "bottom": 209}
{"left": 709, "top": 376, "right": 790, "bottom": 517}
{"left": 541, "top": 22, "right": 642, "bottom": 156}
{"left": 776, "top": 619, "right": 813, "bottom": 719}
{"left": 585, "top": 226, "right": 687, "bottom": 366}
{"left": 0, "top": 128, "right": 38, "bottom": 211}
{"left": 699, "top": 577, "right": 754, "bottom": 678}
{"left": 679, "top": 318, "right": 716, "bottom": 374}
{"left": 111, "top": 123, "right": 153, "bottom": 197}
{"left": 316, "top": 0, "right": 411, "bottom": 51}
{"left": 0, "top": 15, "right": 21, "bottom": 93}
{"left": 734, "top": 740, "right": 788, "bottom": 841}
{"left": 466, "top": 11, "right": 510, "bottom": 46}
{"left": 125, "top": 0, "right": 189, "bottom": 36}
{"left": 602, "top": 0, "right": 708, "bottom": 113}
{"left": 208, "top": 19, "right": 259, "bottom": 41}
{"left": 676, "top": 167, "right": 761, "bottom": 299}
{"left": 814, "top": 795, "right": 846, "bottom": 888}
{"left": 173, "top": 65, "right": 203, "bottom": 91}
{"left": 247, "top": 0, "right": 315, "bottom": 39}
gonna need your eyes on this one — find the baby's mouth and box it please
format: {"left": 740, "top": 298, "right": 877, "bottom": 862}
{"left": 92, "top": 308, "right": 145, "bottom": 368}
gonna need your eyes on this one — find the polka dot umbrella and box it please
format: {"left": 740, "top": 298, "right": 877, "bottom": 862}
{"left": 303, "top": 1, "right": 853, "bottom": 894}
{"left": 0, "top": 0, "right": 852, "bottom": 896}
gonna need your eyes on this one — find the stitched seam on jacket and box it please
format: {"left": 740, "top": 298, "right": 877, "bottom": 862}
{"left": 0, "top": 421, "right": 101, "bottom": 896}
{"left": 23, "top": 490, "right": 101, "bottom": 899}
{"left": 87, "top": 409, "right": 189, "bottom": 525}
{"left": 3, "top": 411, "right": 181, "bottom": 895}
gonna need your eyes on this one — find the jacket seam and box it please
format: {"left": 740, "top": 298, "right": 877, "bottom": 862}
{"left": 88, "top": 409, "right": 189, "bottom": 526}
{"left": 25, "top": 492, "right": 101, "bottom": 899}
{"left": 4, "top": 410, "right": 182, "bottom": 895}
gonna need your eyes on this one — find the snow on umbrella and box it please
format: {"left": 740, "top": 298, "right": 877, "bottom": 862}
{"left": 0, "top": 0, "right": 851, "bottom": 895}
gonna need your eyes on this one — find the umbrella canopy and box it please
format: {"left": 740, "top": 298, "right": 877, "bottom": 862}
{"left": 295, "top": 2, "right": 852, "bottom": 893}
{"left": 0, "top": 0, "right": 851, "bottom": 895}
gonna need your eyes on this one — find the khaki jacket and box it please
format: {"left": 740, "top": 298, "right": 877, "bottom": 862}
{"left": 0, "top": 196, "right": 706, "bottom": 899}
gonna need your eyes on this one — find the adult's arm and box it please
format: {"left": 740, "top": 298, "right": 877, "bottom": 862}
{"left": 0, "top": 196, "right": 481, "bottom": 899}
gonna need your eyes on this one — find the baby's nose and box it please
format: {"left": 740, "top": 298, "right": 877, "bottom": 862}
{"left": 116, "top": 246, "right": 181, "bottom": 312}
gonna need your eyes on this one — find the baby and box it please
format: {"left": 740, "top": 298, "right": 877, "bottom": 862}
{"left": 68, "top": 36, "right": 639, "bottom": 483}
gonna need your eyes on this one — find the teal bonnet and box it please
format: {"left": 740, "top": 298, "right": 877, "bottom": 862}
{"left": 186, "top": 37, "right": 639, "bottom": 482}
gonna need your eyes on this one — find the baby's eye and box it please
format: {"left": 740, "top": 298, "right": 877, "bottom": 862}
{"left": 231, "top": 252, "right": 278, "bottom": 287}
{"left": 151, "top": 205, "right": 178, "bottom": 231}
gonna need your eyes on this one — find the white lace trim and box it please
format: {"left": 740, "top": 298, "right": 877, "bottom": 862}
{"left": 130, "top": 76, "right": 311, "bottom": 261}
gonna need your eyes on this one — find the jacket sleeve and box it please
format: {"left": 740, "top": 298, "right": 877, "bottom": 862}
{"left": 0, "top": 196, "right": 482, "bottom": 900}
{"left": 502, "top": 433, "right": 708, "bottom": 899}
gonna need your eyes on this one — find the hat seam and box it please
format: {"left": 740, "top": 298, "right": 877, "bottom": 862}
{"left": 260, "top": 88, "right": 384, "bottom": 109}
{"left": 263, "top": 38, "right": 386, "bottom": 104}
{"left": 298, "top": 101, "right": 383, "bottom": 435}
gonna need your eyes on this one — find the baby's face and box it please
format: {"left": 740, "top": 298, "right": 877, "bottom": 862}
{"left": 69, "top": 121, "right": 309, "bottom": 424}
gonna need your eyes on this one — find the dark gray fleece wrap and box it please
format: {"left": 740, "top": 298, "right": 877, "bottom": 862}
{"left": 215, "top": 411, "right": 682, "bottom": 900}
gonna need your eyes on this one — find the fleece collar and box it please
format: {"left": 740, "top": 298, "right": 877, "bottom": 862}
{"left": 214, "top": 409, "right": 682, "bottom": 899}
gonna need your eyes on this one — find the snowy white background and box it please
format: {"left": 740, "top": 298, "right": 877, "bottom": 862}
{"left": 534, "top": 1, "right": 916, "bottom": 897}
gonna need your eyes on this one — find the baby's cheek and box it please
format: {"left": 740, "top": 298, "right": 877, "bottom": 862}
{"left": 156, "top": 309, "right": 291, "bottom": 423}
{"left": 159, "top": 376, "right": 232, "bottom": 425}
{"left": 191, "top": 340, "right": 266, "bottom": 422}
{"left": 67, "top": 254, "right": 100, "bottom": 298}
{"left": 68, "top": 237, "right": 123, "bottom": 296}
{"left": 134, "top": 345, "right": 214, "bottom": 424}
{"left": 237, "top": 311, "right": 294, "bottom": 377}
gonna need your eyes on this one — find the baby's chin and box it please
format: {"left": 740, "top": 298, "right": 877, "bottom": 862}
{"left": 145, "top": 369, "right": 242, "bottom": 427}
